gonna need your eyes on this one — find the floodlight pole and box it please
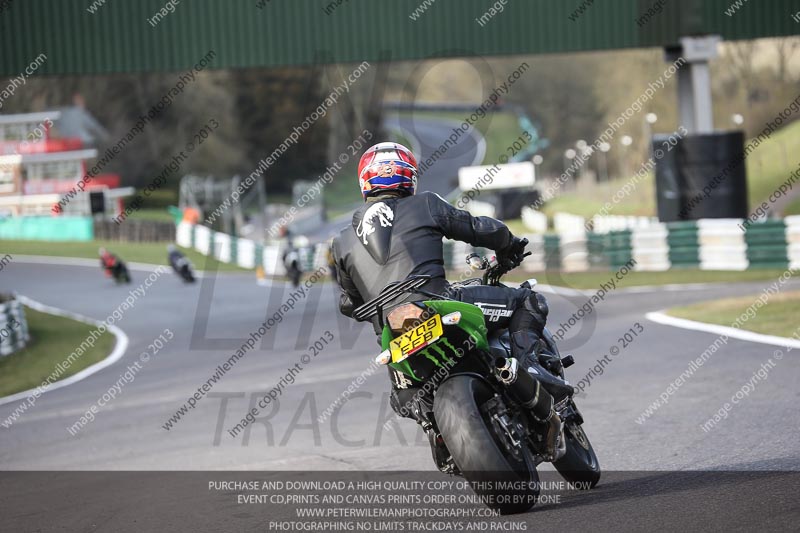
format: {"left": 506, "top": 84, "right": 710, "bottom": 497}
{"left": 666, "top": 36, "right": 720, "bottom": 134}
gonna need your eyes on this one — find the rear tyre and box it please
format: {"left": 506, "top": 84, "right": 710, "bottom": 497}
{"left": 434, "top": 375, "right": 538, "bottom": 515}
{"left": 552, "top": 421, "right": 601, "bottom": 488}
{"left": 289, "top": 266, "right": 301, "bottom": 288}
{"left": 114, "top": 265, "right": 131, "bottom": 284}
{"left": 181, "top": 266, "right": 195, "bottom": 283}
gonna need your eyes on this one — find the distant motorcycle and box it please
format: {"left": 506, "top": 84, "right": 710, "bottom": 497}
{"left": 283, "top": 248, "right": 302, "bottom": 288}
{"left": 100, "top": 248, "right": 131, "bottom": 284}
{"left": 174, "top": 258, "right": 195, "bottom": 283}
{"left": 168, "top": 245, "right": 195, "bottom": 283}
{"left": 111, "top": 262, "right": 131, "bottom": 284}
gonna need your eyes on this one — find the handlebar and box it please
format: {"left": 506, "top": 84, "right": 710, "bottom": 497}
{"left": 465, "top": 246, "right": 531, "bottom": 286}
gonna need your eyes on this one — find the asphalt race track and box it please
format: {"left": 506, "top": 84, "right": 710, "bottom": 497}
{"left": 2, "top": 259, "right": 799, "bottom": 530}
{"left": 384, "top": 114, "right": 486, "bottom": 199}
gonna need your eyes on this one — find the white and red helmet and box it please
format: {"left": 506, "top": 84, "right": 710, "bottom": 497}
{"left": 357, "top": 142, "right": 418, "bottom": 200}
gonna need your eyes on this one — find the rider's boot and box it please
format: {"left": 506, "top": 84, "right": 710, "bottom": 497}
{"left": 510, "top": 331, "right": 574, "bottom": 402}
{"left": 508, "top": 291, "right": 574, "bottom": 402}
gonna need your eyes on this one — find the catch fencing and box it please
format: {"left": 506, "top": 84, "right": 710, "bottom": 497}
{"left": 93, "top": 219, "right": 176, "bottom": 242}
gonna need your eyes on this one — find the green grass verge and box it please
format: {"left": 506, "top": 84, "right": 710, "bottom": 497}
{"left": 123, "top": 208, "right": 175, "bottom": 223}
{"left": 542, "top": 174, "right": 656, "bottom": 219}
{"left": 498, "top": 269, "right": 790, "bottom": 290}
{"left": 504, "top": 219, "right": 533, "bottom": 235}
{"left": 542, "top": 119, "right": 800, "bottom": 219}
{"left": 473, "top": 112, "right": 521, "bottom": 165}
{"left": 784, "top": 195, "right": 800, "bottom": 217}
{"left": 0, "top": 240, "right": 247, "bottom": 272}
{"left": 325, "top": 168, "right": 361, "bottom": 211}
{"left": 0, "top": 306, "right": 116, "bottom": 397}
{"left": 746, "top": 120, "right": 800, "bottom": 212}
{"left": 667, "top": 290, "right": 800, "bottom": 338}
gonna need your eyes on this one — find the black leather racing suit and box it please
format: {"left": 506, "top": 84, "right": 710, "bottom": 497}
{"left": 334, "top": 191, "right": 507, "bottom": 312}
{"left": 332, "top": 191, "right": 557, "bottom": 420}
{"left": 168, "top": 250, "right": 187, "bottom": 271}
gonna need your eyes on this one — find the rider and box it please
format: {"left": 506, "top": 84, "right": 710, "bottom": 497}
{"left": 98, "top": 247, "right": 119, "bottom": 277}
{"left": 167, "top": 244, "right": 194, "bottom": 279}
{"left": 167, "top": 244, "right": 187, "bottom": 271}
{"left": 332, "top": 143, "right": 572, "bottom": 454}
{"left": 280, "top": 227, "right": 303, "bottom": 287}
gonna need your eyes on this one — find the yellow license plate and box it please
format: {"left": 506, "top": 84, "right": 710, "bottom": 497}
{"left": 390, "top": 315, "right": 444, "bottom": 363}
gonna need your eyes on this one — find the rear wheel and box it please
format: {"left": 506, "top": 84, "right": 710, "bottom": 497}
{"left": 433, "top": 375, "right": 539, "bottom": 515}
{"left": 115, "top": 265, "right": 131, "bottom": 284}
{"left": 552, "top": 421, "right": 601, "bottom": 488}
{"left": 182, "top": 266, "right": 195, "bottom": 283}
{"left": 288, "top": 264, "right": 301, "bottom": 287}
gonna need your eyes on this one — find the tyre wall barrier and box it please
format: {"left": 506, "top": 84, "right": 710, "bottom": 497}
{"left": 0, "top": 294, "right": 30, "bottom": 357}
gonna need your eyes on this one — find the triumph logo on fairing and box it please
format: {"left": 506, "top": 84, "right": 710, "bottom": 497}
{"left": 475, "top": 302, "right": 513, "bottom": 322}
{"left": 356, "top": 202, "right": 394, "bottom": 245}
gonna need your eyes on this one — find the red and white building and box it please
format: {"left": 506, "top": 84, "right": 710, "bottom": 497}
{"left": 0, "top": 111, "right": 132, "bottom": 217}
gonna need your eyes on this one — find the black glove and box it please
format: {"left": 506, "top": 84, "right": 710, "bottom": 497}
{"left": 497, "top": 237, "right": 528, "bottom": 268}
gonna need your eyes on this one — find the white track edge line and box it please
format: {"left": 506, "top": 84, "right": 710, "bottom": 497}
{"left": 0, "top": 296, "right": 129, "bottom": 407}
{"left": 645, "top": 310, "right": 800, "bottom": 349}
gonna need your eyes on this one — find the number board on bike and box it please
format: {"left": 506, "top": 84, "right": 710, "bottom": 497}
{"left": 389, "top": 315, "right": 443, "bottom": 362}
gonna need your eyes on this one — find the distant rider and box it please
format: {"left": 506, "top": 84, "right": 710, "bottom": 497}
{"left": 167, "top": 244, "right": 194, "bottom": 282}
{"left": 99, "top": 247, "right": 120, "bottom": 277}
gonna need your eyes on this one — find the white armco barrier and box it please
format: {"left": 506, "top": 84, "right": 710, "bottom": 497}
{"left": 194, "top": 225, "right": 212, "bottom": 255}
{"left": 313, "top": 243, "right": 328, "bottom": 270}
{"left": 521, "top": 234, "right": 546, "bottom": 272}
{"left": 237, "top": 238, "right": 257, "bottom": 269}
{"left": 449, "top": 240, "right": 473, "bottom": 270}
{"left": 465, "top": 200, "right": 496, "bottom": 218}
{"left": 554, "top": 213, "right": 586, "bottom": 236}
{"left": 176, "top": 222, "right": 192, "bottom": 248}
{"left": 559, "top": 233, "right": 589, "bottom": 272}
{"left": 521, "top": 207, "right": 548, "bottom": 234}
{"left": 213, "top": 232, "right": 232, "bottom": 263}
{"left": 631, "top": 224, "right": 671, "bottom": 271}
{"left": 698, "top": 219, "right": 748, "bottom": 271}
{"left": 786, "top": 216, "right": 800, "bottom": 271}
{"left": 591, "top": 215, "right": 658, "bottom": 234}
{"left": 262, "top": 244, "right": 285, "bottom": 276}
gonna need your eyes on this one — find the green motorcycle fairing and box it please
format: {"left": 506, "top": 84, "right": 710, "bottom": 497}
{"left": 381, "top": 300, "right": 489, "bottom": 382}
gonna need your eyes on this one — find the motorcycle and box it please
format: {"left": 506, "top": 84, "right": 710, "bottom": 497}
{"left": 172, "top": 257, "right": 196, "bottom": 283}
{"left": 109, "top": 261, "right": 131, "bottom": 284}
{"left": 353, "top": 250, "right": 600, "bottom": 514}
{"left": 283, "top": 249, "right": 302, "bottom": 288}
